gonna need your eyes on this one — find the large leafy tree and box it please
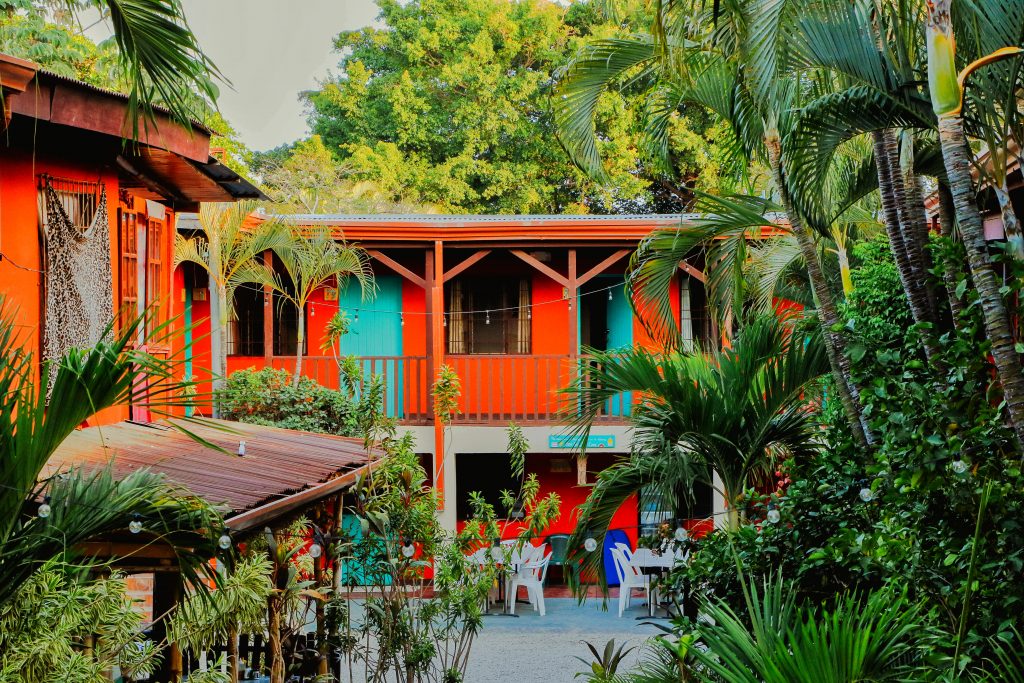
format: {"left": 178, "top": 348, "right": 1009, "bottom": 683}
{"left": 304, "top": 0, "right": 728, "bottom": 213}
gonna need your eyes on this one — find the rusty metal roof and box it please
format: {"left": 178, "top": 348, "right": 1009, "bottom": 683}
{"left": 43, "top": 419, "right": 377, "bottom": 519}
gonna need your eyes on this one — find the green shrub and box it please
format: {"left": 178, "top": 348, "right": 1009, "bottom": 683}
{"left": 218, "top": 367, "right": 359, "bottom": 436}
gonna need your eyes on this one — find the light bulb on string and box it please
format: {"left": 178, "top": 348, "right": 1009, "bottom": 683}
{"left": 309, "top": 543, "right": 323, "bottom": 559}
{"left": 129, "top": 514, "right": 143, "bottom": 534}
{"left": 673, "top": 526, "right": 688, "bottom": 542}
{"left": 354, "top": 310, "right": 359, "bottom": 324}
{"left": 766, "top": 505, "right": 781, "bottom": 524}
{"left": 218, "top": 533, "right": 233, "bottom": 550}
{"left": 443, "top": 314, "right": 447, "bottom": 327}
{"left": 858, "top": 487, "right": 874, "bottom": 503}
{"left": 37, "top": 496, "right": 51, "bottom": 520}
{"left": 400, "top": 313, "right": 405, "bottom": 327}
{"left": 401, "top": 539, "right": 416, "bottom": 558}
{"left": 583, "top": 537, "right": 598, "bottom": 552}
{"left": 951, "top": 455, "right": 969, "bottom": 474}
{"left": 608, "top": 289, "right": 613, "bottom": 302}
{"left": 527, "top": 308, "right": 531, "bottom": 320}
{"left": 485, "top": 310, "right": 491, "bottom": 325}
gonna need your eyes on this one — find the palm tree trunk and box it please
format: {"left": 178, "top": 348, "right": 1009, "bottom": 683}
{"left": 995, "top": 176, "right": 1024, "bottom": 260}
{"left": 208, "top": 281, "right": 224, "bottom": 418}
{"left": 227, "top": 627, "right": 240, "bottom": 682}
{"left": 268, "top": 594, "right": 285, "bottom": 683}
{"left": 767, "top": 141, "right": 871, "bottom": 447}
{"left": 293, "top": 304, "right": 305, "bottom": 388}
{"left": 936, "top": 182, "right": 966, "bottom": 322}
{"left": 872, "top": 130, "right": 941, "bottom": 360}
{"left": 937, "top": 115, "right": 1024, "bottom": 449}
{"left": 836, "top": 241, "right": 854, "bottom": 296}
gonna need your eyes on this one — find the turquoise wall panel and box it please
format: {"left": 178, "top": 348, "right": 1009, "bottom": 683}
{"left": 604, "top": 275, "right": 633, "bottom": 417}
{"left": 337, "top": 275, "right": 404, "bottom": 416}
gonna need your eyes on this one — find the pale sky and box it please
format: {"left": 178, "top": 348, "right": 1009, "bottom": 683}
{"left": 90, "top": 0, "right": 381, "bottom": 151}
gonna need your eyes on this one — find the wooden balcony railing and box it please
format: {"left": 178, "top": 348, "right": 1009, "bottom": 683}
{"left": 270, "top": 354, "right": 631, "bottom": 425}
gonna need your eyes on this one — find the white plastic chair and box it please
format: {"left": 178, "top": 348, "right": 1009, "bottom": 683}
{"left": 508, "top": 552, "right": 551, "bottom": 616}
{"left": 610, "top": 547, "right": 650, "bottom": 617}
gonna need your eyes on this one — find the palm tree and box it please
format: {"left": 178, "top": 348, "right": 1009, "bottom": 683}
{"left": 554, "top": 3, "right": 872, "bottom": 446}
{"left": 564, "top": 316, "right": 828, "bottom": 585}
{"left": 174, "top": 200, "right": 290, "bottom": 412}
{"left": 274, "top": 227, "right": 373, "bottom": 387}
{"left": 924, "top": 1, "right": 1024, "bottom": 448}
{"left": 0, "top": 298, "right": 222, "bottom": 607}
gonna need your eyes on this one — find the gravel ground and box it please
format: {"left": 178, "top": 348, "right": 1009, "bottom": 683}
{"left": 462, "top": 597, "right": 662, "bottom": 682}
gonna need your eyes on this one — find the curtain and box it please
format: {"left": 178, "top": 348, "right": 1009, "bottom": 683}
{"left": 517, "top": 279, "right": 531, "bottom": 353}
{"left": 448, "top": 280, "right": 465, "bottom": 354}
{"left": 680, "top": 276, "right": 695, "bottom": 352}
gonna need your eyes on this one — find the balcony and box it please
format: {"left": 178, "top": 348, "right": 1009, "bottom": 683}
{"left": 269, "top": 355, "right": 631, "bottom": 425}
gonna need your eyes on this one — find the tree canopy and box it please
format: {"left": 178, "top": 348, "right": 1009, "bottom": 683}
{"left": 303, "top": 0, "right": 728, "bottom": 214}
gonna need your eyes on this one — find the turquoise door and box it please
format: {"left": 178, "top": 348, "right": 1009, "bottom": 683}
{"left": 603, "top": 275, "right": 633, "bottom": 417}
{"left": 337, "top": 275, "right": 404, "bottom": 417}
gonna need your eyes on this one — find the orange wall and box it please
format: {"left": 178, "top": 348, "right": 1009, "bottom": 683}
{"left": 0, "top": 149, "right": 130, "bottom": 425}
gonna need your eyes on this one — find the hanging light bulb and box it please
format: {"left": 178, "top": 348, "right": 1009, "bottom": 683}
{"left": 858, "top": 487, "right": 875, "bottom": 503}
{"left": 218, "top": 533, "right": 233, "bottom": 550}
{"left": 37, "top": 496, "right": 51, "bottom": 520}
{"left": 354, "top": 310, "right": 359, "bottom": 323}
{"left": 527, "top": 308, "right": 532, "bottom": 320}
{"left": 673, "top": 526, "right": 688, "bottom": 542}
{"left": 583, "top": 537, "right": 598, "bottom": 553}
{"left": 485, "top": 310, "right": 491, "bottom": 325}
{"left": 443, "top": 313, "right": 447, "bottom": 327}
{"left": 951, "top": 455, "right": 969, "bottom": 474}
{"left": 401, "top": 540, "right": 416, "bottom": 558}
{"left": 400, "top": 313, "right": 405, "bottom": 327}
{"left": 490, "top": 545, "right": 504, "bottom": 562}
{"left": 608, "top": 289, "right": 613, "bottom": 302}
{"left": 129, "top": 514, "right": 143, "bottom": 534}
{"left": 766, "top": 505, "right": 781, "bottom": 524}
{"left": 309, "top": 543, "right": 323, "bottom": 559}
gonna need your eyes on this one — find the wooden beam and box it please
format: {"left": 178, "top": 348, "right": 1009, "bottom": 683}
{"left": 431, "top": 241, "right": 446, "bottom": 511}
{"left": 442, "top": 249, "right": 492, "bottom": 282}
{"left": 510, "top": 249, "right": 569, "bottom": 287}
{"left": 679, "top": 260, "right": 705, "bottom": 283}
{"left": 576, "top": 249, "right": 630, "bottom": 286}
{"left": 366, "top": 249, "right": 426, "bottom": 288}
{"left": 425, "top": 249, "right": 435, "bottom": 418}
{"left": 226, "top": 463, "right": 376, "bottom": 532}
{"left": 568, "top": 249, "right": 578, "bottom": 358}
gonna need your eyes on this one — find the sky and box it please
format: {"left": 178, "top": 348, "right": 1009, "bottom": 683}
{"left": 91, "top": 0, "right": 381, "bottom": 151}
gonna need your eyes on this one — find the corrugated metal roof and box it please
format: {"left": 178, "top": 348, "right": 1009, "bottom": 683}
{"left": 42, "top": 419, "right": 377, "bottom": 516}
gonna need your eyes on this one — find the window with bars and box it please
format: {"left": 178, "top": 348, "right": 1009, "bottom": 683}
{"left": 680, "top": 275, "right": 715, "bottom": 351}
{"left": 446, "top": 278, "right": 531, "bottom": 354}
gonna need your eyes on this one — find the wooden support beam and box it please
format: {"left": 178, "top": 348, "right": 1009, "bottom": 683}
{"left": 425, "top": 250, "right": 435, "bottom": 418}
{"left": 442, "top": 249, "right": 492, "bottom": 282}
{"left": 510, "top": 249, "right": 569, "bottom": 287}
{"left": 576, "top": 249, "right": 630, "bottom": 286}
{"left": 568, "top": 249, "right": 578, "bottom": 357}
{"left": 679, "top": 260, "right": 705, "bottom": 282}
{"left": 431, "top": 241, "right": 446, "bottom": 511}
{"left": 367, "top": 249, "right": 426, "bottom": 288}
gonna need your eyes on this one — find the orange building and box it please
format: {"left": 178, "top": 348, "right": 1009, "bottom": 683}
{"left": 178, "top": 212, "right": 727, "bottom": 540}
{"left": 0, "top": 52, "right": 262, "bottom": 423}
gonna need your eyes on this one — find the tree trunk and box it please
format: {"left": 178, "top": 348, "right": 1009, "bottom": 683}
{"left": 766, "top": 141, "right": 871, "bottom": 447}
{"left": 293, "top": 304, "right": 305, "bottom": 388}
{"left": 937, "top": 115, "right": 1024, "bottom": 450}
{"left": 208, "top": 281, "right": 224, "bottom": 418}
{"left": 995, "top": 177, "right": 1024, "bottom": 260}
{"left": 836, "top": 241, "right": 854, "bottom": 296}
{"left": 227, "top": 627, "right": 240, "bottom": 682}
{"left": 872, "top": 130, "right": 941, "bottom": 361}
{"left": 936, "top": 182, "right": 966, "bottom": 322}
{"left": 268, "top": 594, "right": 285, "bottom": 683}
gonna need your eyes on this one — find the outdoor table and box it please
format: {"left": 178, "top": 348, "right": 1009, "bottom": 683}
{"left": 631, "top": 548, "right": 677, "bottom": 618}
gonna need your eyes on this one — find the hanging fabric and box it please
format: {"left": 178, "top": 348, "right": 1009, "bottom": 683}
{"left": 40, "top": 177, "right": 114, "bottom": 394}
{"left": 448, "top": 280, "right": 465, "bottom": 354}
{"left": 517, "top": 279, "right": 531, "bottom": 354}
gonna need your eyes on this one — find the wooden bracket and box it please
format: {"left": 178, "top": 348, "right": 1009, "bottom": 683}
{"left": 511, "top": 249, "right": 569, "bottom": 287}
{"left": 679, "top": 260, "right": 705, "bottom": 282}
{"left": 367, "top": 249, "right": 426, "bottom": 288}
{"left": 442, "top": 249, "right": 492, "bottom": 282}
{"left": 577, "top": 249, "right": 630, "bottom": 286}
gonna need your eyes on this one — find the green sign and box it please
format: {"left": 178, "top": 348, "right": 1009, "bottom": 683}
{"left": 549, "top": 434, "right": 615, "bottom": 449}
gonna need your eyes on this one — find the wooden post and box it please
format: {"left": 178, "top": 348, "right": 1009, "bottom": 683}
{"left": 152, "top": 572, "right": 183, "bottom": 682}
{"left": 431, "top": 242, "right": 446, "bottom": 510}
{"left": 425, "top": 250, "right": 435, "bottom": 418}
{"left": 568, "top": 249, "right": 578, "bottom": 357}
{"left": 263, "top": 250, "right": 274, "bottom": 366}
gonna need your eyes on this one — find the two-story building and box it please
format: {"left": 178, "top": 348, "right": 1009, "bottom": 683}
{"left": 182, "top": 213, "right": 726, "bottom": 542}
